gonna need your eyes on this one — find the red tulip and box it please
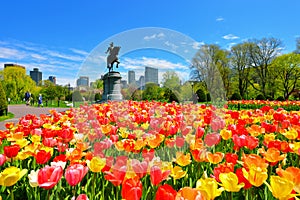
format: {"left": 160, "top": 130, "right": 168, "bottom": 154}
{"left": 65, "top": 164, "right": 89, "bottom": 186}
{"left": 4, "top": 144, "right": 20, "bottom": 158}
{"left": 77, "top": 194, "right": 89, "bottom": 200}
{"left": 225, "top": 153, "right": 238, "bottom": 165}
{"left": 35, "top": 150, "right": 51, "bottom": 165}
{"left": 75, "top": 194, "right": 89, "bottom": 200}
{"left": 38, "top": 165, "right": 63, "bottom": 189}
{"left": 131, "top": 159, "right": 148, "bottom": 179}
{"left": 104, "top": 165, "right": 127, "bottom": 186}
{"left": 150, "top": 165, "right": 170, "bottom": 186}
{"left": 204, "top": 133, "right": 221, "bottom": 147}
{"left": 121, "top": 176, "right": 143, "bottom": 200}
{"left": 155, "top": 184, "right": 177, "bottom": 200}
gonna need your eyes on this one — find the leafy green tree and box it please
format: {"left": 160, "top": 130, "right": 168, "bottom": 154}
{"left": 0, "top": 81, "right": 8, "bottom": 116}
{"left": 196, "top": 88, "right": 206, "bottom": 102}
{"left": 72, "top": 90, "right": 83, "bottom": 102}
{"left": 0, "top": 66, "right": 36, "bottom": 102}
{"left": 161, "top": 71, "right": 181, "bottom": 90}
{"left": 143, "top": 83, "right": 163, "bottom": 101}
{"left": 271, "top": 53, "right": 300, "bottom": 99}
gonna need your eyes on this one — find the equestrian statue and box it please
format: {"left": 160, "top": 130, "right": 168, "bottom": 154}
{"left": 105, "top": 42, "right": 121, "bottom": 72}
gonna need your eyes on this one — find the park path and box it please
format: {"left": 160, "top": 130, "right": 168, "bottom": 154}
{"left": 0, "top": 105, "right": 69, "bottom": 130}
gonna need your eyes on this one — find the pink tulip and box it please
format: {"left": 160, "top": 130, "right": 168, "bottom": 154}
{"left": 0, "top": 154, "right": 6, "bottom": 166}
{"left": 38, "top": 165, "right": 63, "bottom": 190}
{"left": 65, "top": 164, "right": 89, "bottom": 186}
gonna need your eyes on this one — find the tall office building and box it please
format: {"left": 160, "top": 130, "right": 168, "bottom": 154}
{"left": 48, "top": 76, "right": 56, "bottom": 85}
{"left": 145, "top": 66, "right": 158, "bottom": 85}
{"left": 76, "top": 76, "right": 89, "bottom": 87}
{"left": 30, "top": 68, "right": 42, "bottom": 85}
{"left": 137, "top": 75, "right": 145, "bottom": 89}
{"left": 128, "top": 70, "right": 136, "bottom": 85}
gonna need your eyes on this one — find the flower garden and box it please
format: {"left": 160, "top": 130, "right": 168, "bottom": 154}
{"left": 0, "top": 100, "right": 300, "bottom": 200}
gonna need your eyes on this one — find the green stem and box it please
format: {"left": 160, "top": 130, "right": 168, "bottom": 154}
{"left": 10, "top": 187, "right": 14, "bottom": 200}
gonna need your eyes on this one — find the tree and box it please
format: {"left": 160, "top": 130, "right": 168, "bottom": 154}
{"left": 247, "top": 37, "right": 282, "bottom": 98}
{"left": 0, "top": 66, "right": 36, "bottom": 102}
{"left": 161, "top": 71, "right": 181, "bottom": 90}
{"left": 143, "top": 83, "right": 163, "bottom": 101}
{"left": 230, "top": 42, "right": 251, "bottom": 98}
{"left": 0, "top": 81, "right": 8, "bottom": 116}
{"left": 192, "top": 44, "right": 229, "bottom": 101}
{"left": 271, "top": 53, "right": 300, "bottom": 99}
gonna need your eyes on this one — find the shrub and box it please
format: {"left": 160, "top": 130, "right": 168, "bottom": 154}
{"left": 256, "top": 94, "right": 265, "bottom": 100}
{"left": 276, "top": 96, "right": 285, "bottom": 101}
{"left": 230, "top": 92, "right": 242, "bottom": 100}
{"left": 196, "top": 89, "right": 206, "bottom": 102}
{"left": 95, "top": 93, "right": 102, "bottom": 101}
{"left": 72, "top": 90, "right": 83, "bottom": 102}
{"left": 206, "top": 93, "right": 211, "bottom": 102}
{"left": 0, "top": 82, "right": 8, "bottom": 116}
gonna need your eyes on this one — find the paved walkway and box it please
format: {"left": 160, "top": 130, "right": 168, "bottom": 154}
{"left": 0, "top": 105, "right": 69, "bottom": 130}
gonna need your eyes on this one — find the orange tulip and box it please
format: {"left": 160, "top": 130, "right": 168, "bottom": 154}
{"left": 176, "top": 187, "right": 203, "bottom": 200}
{"left": 263, "top": 147, "right": 286, "bottom": 163}
{"left": 175, "top": 152, "right": 191, "bottom": 167}
{"left": 207, "top": 152, "right": 224, "bottom": 164}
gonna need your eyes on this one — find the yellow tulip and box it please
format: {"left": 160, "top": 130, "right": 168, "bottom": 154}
{"left": 219, "top": 172, "right": 244, "bottom": 192}
{"left": 242, "top": 167, "right": 268, "bottom": 187}
{"left": 170, "top": 166, "right": 187, "bottom": 180}
{"left": 0, "top": 167, "right": 28, "bottom": 187}
{"left": 265, "top": 176, "right": 297, "bottom": 200}
{"left": 220, "top": 129, "right": 232, "bottom": 140}
{"left": 196, "top": 177, "right": 224, "bottom": 200}
{"left": 87, "top": 157, "right": 106, "bottom": 172}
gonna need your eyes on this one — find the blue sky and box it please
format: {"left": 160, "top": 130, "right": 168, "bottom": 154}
{"left": 0, "top": 0, "right": 299, "bottom": 86}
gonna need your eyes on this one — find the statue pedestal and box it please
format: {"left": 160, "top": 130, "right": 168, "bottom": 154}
{"left": 101, "top": 71, "right": 123, "bottom": 101}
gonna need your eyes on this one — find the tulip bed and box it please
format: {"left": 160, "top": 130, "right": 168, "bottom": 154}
{"left": 0, "top": 100, "right": 300, "bottom": 200}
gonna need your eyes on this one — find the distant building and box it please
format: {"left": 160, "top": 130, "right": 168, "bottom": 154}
{"left": 76, "top": 76, "right": 89, "bottom": 87}
{"left": 30, "top": 68, "right": 42, "bottom": 85}
{"left": 145, "top": 66, "right": 158, "bottom": 85}
{"left": 48, "top": 76, "right": 56, "bottom": 85}
{"left": 121, "top": 80, "right": 128, "bottom": 88}
{"left": 128, "top": 70, "right": 136, "bottom": 85}
{"left": 4, "top": 63, "right": 26, "bottom": 70}
{"left": 137, "top": 75, "right": 145, "bottom": 89}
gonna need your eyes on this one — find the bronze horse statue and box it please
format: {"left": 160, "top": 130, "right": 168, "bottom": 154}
{"left": 106, "top": 46, "right": 121, "bottom": 72}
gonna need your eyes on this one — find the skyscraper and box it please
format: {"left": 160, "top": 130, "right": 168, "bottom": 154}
{"left": 76, "top": 76, "right": 89, "bottom": 87}
{"left": 128, "top": 70, "right": 136, "bottom": 85}
{"left": 30, "top": 68, "right": 42, "bottom": 85}
{"left": 48, "top": 76, "right": 56, "bottom": 85}
{"left": 145, "top": 66, "right": 158, "bottom": 85}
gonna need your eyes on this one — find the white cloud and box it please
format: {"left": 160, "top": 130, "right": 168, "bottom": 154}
{"left": 46, "top": 50, "right": 84, "bottom": 62}
{"left": 223, "top": 34, "right": 239, "bottom": 40}
{"left": 191, "top": 41, "right": 204, "bottom": 49}
{"left": 216, "top": 17, "right": 224, "bottom": 22}
{"left": 69, "top": 48, "right": 89, "bottom": 56}
{"left": 31, "top": 53, "right": 47, "bottom": 61}
{"left": 164, "top": 41, "right": 178, "bottom": 50}
{"left": 143, "top": 33, "right": 165, "bottom": 40}
{"left": 0, "top": 47, "right": 26, "bottom": 59}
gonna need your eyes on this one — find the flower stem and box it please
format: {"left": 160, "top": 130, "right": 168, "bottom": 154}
{"left": 10, "top": 187, "right": 14, "bottom": 200}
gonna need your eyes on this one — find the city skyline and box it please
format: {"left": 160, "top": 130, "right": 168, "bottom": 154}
{"left": 0, "top": 1, "right": 300, "bottom": 86}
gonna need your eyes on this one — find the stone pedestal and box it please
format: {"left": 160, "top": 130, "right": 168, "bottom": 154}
{"left": 102, "top": 71, "right": 123, "bottom": 101}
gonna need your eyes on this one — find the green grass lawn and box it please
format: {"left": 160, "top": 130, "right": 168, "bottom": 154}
{"left": 0, "top": 112, "right": 15, "bottom": 122}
